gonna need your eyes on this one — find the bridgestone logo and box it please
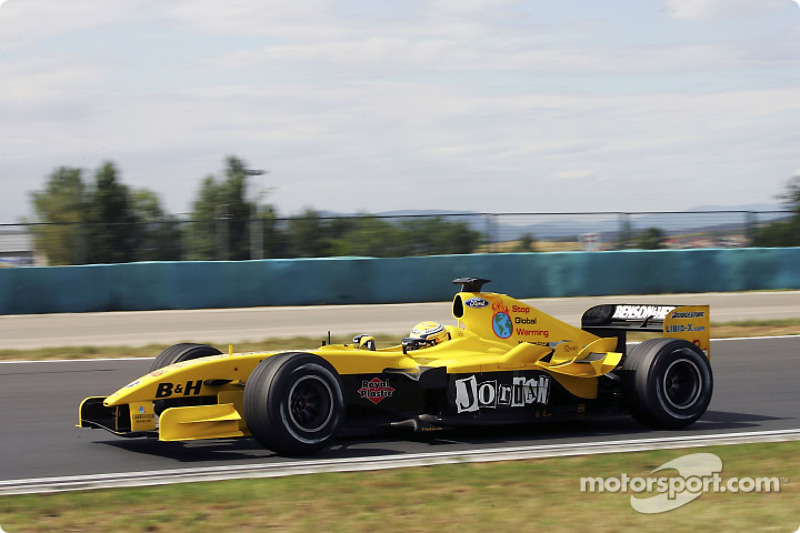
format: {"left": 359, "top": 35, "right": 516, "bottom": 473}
{"left": 671, "top": 311, "right": 705, "bottom": 319}
{"left": 612, "top": 305, "right": 675, "bottom": 321}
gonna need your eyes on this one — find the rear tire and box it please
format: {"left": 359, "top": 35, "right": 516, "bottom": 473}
{"left": 243, "top": 353, "right": 344, "bottom": 456}
{"left": 622, "top": 338, "right": 713, "bottom": 428}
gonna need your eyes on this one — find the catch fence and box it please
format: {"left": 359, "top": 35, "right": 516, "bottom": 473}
{"left": 1, "top": 210, "right": 791, "bottom": 266}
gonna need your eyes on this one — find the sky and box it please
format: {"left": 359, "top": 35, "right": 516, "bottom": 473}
{"left": 1, "top": 0, "right": 799, "bottom": 222}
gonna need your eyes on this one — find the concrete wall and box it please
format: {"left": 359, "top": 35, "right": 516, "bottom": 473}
{"left": 1, "top": 248, "right": 798, "bottom": 314}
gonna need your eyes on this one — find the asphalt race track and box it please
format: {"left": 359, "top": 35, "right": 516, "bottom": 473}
{"left": 1, "top": 335, "right": 798, "bottom": 485}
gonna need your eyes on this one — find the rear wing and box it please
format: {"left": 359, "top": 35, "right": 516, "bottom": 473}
{"left": 581, "top": 304, "right": 710, "bottom": 357}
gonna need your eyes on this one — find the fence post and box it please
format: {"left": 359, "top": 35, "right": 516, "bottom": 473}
{"left": 217, "top": 205, "right": 230, "bottom": 261}
{"left": 618, "top": 212, "right": 632, "bottom": 250}
{"left": 745, "top": 211, "right": 756, "bottom": 245}
{"left": 75, "top": 223, "right": 87, "bottom": 264}
{"left": 182, "top": 219, "right": 190, "bottom": 261}
{"left": 485, "top": 214, "right": 495, "bottom": 252}
{"left": 251, "top": 207, "right": 264, "bottom": 260}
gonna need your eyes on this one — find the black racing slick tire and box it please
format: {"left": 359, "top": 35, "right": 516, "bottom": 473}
{"left": 148, "top": 343, "right": 222, "bottom": 373}
{"left": 149, "top": 343, "right": 222, "bottom": 415}
{"left": 622, "top": 338, "right": 713, "bottom": 429}
{"left": 243, "top": 353, "right": 345, "bottom": 456}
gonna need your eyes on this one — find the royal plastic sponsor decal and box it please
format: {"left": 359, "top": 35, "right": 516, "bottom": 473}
{"left": 612, "top": 305, "right": 675, "bottom": 321}
{"left": 465, "top": 297, "right": 489, "bottom": 309}
{"left": 358, "top": 377, "right": 395, "bottom": 405}
{"left": 454, "top": 375, "right": 551, "bottom": 413}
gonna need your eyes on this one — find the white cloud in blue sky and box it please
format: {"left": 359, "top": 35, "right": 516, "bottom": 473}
{"left": 1, "top": 0, "right": 798, "bottom": 220}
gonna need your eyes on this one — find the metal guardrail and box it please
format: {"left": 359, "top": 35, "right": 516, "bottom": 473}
{"left": 1, "top": 210, "right": 793, "bottom": 265}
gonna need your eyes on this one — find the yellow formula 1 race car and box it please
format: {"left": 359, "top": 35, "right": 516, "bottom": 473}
{"left": 79, "top": 278, "right": 713, "bottom": 456}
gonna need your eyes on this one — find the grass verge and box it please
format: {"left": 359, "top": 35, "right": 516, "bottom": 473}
{"left": 0, "top": 334, "right": 400, "bottom": 362}
{"left": 0, "top": 441, "right": 797, "bottom": 532}
{"left": 2, "top": 320, "right": 798, "bottom": 362}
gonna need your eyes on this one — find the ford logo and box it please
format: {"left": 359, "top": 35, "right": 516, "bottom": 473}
{"left": 465, "top": 297, "right": 489, "bottom": 309}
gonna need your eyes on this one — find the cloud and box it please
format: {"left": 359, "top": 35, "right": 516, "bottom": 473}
{"left": 664, "top": 0, "right": 789, "bottom": 20}
{"left": 1, "top": 0, "right": 798, "bottom": 220}
{"left": 1, "top": 56, "right": 106, "bottom": 104}
{"left": 156, "top": 0, "right": 345, "bottom": 39}
{"left": 0, "top": 0, "right": 157, "bottom": 49}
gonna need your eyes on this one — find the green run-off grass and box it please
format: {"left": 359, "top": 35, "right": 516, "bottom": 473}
{"left": 0, "top": 441, "right": 797, "bottom": 532}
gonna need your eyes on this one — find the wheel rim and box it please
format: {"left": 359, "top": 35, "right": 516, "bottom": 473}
{"left": 287, "top": 375, "right": 334, "bottom": 433}
{"left": 661, "top": 357, "right": 702, "bottom": 410}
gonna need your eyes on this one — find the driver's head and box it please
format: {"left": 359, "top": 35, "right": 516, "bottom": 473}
{"left": 408, "top": 321, "right": 450, "bottom": 348}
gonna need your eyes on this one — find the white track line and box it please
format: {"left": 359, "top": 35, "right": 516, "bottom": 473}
{"left": 1, "top": 428, "right": 799, "bottom": 495}
{"left": 0, "top": 357, "right": 152, "bottom": 365}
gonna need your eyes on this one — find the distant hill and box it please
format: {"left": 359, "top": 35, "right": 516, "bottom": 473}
{"left": 289, "top": 205, "right": 790, "bottom": 242}
{"left": 685, "top": 203, "right": 782, "bottom": 212}
{"left": 369, "top": 206, "right": 789, "bottom": 241}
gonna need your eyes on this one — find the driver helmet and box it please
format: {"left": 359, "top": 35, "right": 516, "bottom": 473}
{"left": 408, "top": 321, "right": 450, "bottom": 347}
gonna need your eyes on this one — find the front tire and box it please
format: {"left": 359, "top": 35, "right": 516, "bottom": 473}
{"left": 243, "top": 353, "right": 345, "bottom": 456}
{"left": 622, "top": 338, "right": 713, "bottom": 428}
{"left": 149, "top": 343, "right": 222, "bottom": 414}
{"left": 149, "top": 343, "right": 222, "bottom": 373}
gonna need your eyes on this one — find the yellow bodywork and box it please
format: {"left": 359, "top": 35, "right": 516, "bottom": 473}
{"left": 663, "top": 305, "right": 712, "bottom": 358}
{"left": 159, "top": 404, "right": 244, "bottom": 441}
{"left": 80, "top": 288, "right": 709, "bottom": 442}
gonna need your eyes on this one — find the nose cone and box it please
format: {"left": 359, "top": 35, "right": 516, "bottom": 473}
{"left": 103, "top": 353, "right": 240, "bottom": 407}
{"left": 104, "top": 370, "right": 168, "bottom": 406}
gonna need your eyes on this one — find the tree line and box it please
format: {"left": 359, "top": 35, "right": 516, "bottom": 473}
{"left": 751, "top": 176, "right": 800, "bottom": 247}
{"left": 28, "top": 157, "right": 800, "bottom": 265}
{"left": 29, "top": 156, "right": 483, "bottom": 265}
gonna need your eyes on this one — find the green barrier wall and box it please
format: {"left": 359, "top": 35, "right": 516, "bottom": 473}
{"left": 1, "top": 248, "right": 798, "bottom": 314}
